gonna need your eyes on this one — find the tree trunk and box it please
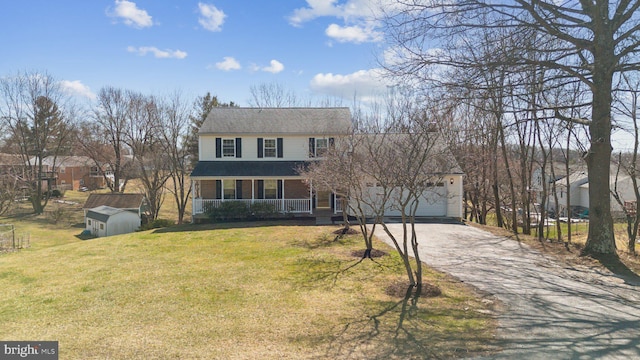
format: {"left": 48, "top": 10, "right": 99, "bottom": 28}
{"left": 583, "top": 41, "right": 616, "bottom": 256}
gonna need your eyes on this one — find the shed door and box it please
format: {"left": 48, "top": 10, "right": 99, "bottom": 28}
{"left": 92, "top": 219, "right": 100, "bottom": 236}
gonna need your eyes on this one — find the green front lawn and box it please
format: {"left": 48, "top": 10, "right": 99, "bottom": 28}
{"left": 0, "top": 222, "right": 497, "bottom": 359}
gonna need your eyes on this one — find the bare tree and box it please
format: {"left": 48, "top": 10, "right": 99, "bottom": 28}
{"left": 304, "top": 93, "right": 460, "bottom": 292}
{"left": 160, "top": 92, "right": 193, "bottom": 224}
{"left": 248, "top": 82, "right": 302, "bottom": 108}
{"left": 85, "top": 86, "right": 132, "bottom": 193}
{"left": 126, "top": 92, "right": 170, "bottom": 221}
{"left": 0, "top": 71, "right": 76, "bottom": 214}
{"left": 610, "top": 73, "right": 640, "bottom": 255}
{"left": 381, "top": 0, "right": 640, "bottom": 256}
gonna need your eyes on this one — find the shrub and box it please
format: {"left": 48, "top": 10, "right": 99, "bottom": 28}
{"left": 206, "top": 201, "right": 250, "bottom": 221}
{"left": 139, "top": 218, "right": 174, "bottom": 231}
{"left": 250, "top": 202, "right": 278, "bottom": 219}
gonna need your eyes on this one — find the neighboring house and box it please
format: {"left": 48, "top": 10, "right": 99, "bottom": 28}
{"left": 547, "top": 170, "right": 640, "bottom": 218}
{"left": 190, "top": 107, "right": 464, "bottom": 221}
{"left": 28, "top": 156, "right": 107, "bottom": 191}
{"left": 85, "top": 205, "right": 141, "bottom": 237}
{"left": 547, "top": 170, "right": 589, "bottom": 217}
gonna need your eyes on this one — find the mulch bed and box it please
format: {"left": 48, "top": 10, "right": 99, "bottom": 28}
{"left": 385, "top": 279, "right": 442, "bottom": 298}
{"left": 351, "top": 248, "right": 388, "bottom": 258}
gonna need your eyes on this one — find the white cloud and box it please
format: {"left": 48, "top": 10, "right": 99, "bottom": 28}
{"left": 127, "top": 46, "right": 188, "bottom": 59}
{"left": 289, "top": 0, "right": 372, "bottom": 26}
{"left": 60, "top": 80, "right": 96, "bottom": 100}
{"left": 215, "top": 57, "right": 241, "bottom": 71}
{"left": 310, "top": 68, "right": 391, "bottom": 101}
{"left": 289, "top": 1, "right": 393, "bottom": 44}
{"left": 325, "top": 23, "right": 382, "bottom": 43}
{"left": 108, "top": 0, "right": 154, "bottom": 28}
{"left": 198, "top": 3, "right": 226, "bottom": 32}
{"left": 262, "top": 60, "right": 285, "bottom": 74}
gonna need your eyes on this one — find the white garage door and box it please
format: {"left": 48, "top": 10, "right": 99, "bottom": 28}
{"left": 385, "top": 185, "right": 448, "bottom": 217}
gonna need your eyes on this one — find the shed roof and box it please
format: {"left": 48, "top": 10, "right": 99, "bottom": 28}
{"left": 86, "top": 205, "right": 125, "bottom": 223}
{"left": 199, "top": 107, "right": 352, "bottom": 135}
{"left": 83, "top": 193, "right": 145, "bottom": 210}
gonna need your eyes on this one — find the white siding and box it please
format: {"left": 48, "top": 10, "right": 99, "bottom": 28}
{"left": 105, "top": 212, "right": 140, "bottom": 236}
{"left": 198, "top": 135, "right": 328, "bottom": 161}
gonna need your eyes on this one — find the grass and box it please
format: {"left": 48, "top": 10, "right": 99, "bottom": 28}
{"left": 0, "top": 222, "right": 498, "bottom": 359}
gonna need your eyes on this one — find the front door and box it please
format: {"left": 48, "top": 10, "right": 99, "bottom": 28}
{"left": 317, "top": 191, "right": 331, "bottom": 209}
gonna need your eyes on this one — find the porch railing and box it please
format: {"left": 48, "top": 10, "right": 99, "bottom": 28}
{"left": 193, "top": 198, "right": 312, "bottom": 215}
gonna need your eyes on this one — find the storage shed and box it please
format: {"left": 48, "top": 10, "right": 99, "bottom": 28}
{"left": 85, "top": 205, "right": 141, "bottom": 237}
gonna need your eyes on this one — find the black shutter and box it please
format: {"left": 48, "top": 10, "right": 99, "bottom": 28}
{"left": 257, "top": 138, "right": 263, "bottom": 158}
{"left": 257, "top": 180, "right": 264, "bottom": 199}
{"left": 277, "top": 138, "right": 283, "bottom": 158}
{"left": 235, "top": 138, "right": 242, "bottom": 158}
{"left": 236, "top": 180, "right": 242, "bottom": 199}
{"left": 277, "top": 180, "right": 283, "bottom": 199}
{"left": 309, "top": 138, "right": 315, "bottom": 158}
{"left": 329, "top": 137, "right": 335, "bottom": 149}
{"left": 215, "top": 138, "right": 222, "bottom": 158}
{"left": 215, "top": 180, "right": 222, "bottom": 199}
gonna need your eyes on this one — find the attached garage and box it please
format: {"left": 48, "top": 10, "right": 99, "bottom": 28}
{"left": 85, "top": 205, "right": 141, "bottom": 237}
{"left": 385, "top": 184, "right": 448, "bottom": 217}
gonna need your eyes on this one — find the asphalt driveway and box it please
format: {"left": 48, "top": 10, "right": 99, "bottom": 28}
{"left": 374, "top": 223, "right": 640, "bottom": 359}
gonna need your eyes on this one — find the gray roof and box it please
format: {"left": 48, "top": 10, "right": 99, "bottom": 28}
{"left": 199, "top": 107, "right": 352, "bottom": 135}
{"left": 354, "top": 133, "right": 464, "bottom": 175}
{"left": 191, "top": 161, "right": 308, "bottom": 178}
{"left": 83, "top": 193, "right": 145, "bottom": 210}
{"left": 86, "top": 205, "right": 124, "bottom": 222}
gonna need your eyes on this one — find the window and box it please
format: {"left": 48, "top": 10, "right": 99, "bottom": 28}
{"left": 87, "top": 219, "right": 92, "bottom": 226}
{"left": 59, "top": 167, "right": 65, "bottom": 174}
{"left": 224, "top": 180, "right": 236, "bottom": 199}
{"left": 309, "top": 137, "right": 333, "bottom": 158}
{"left": 264, "top": 139, "right": 277, "bottom": 158}
{"left": 315, "top": 138, "right": 328, "bottom": 157}
{"left": 264, "top": 180, "right": 278, "bottom": 199}
{"left": 222, "top": 139, "right": 235, "bottom": 157}
{"left": 99, "top": 223, "right": 104, "bottom": 230}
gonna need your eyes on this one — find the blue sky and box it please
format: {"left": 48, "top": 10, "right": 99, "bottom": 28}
{"left": 0, "top": 0, "right": 392, "bottom": 106}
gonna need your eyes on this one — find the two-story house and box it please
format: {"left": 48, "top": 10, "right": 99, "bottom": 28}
{"left": 190, "top": 107, "right": 352, "bottom": 220}
{"left": 31, "top": 156, "right": 107, "bottom": 191}
{"left": 190, "top": 107, "right": 465, "bottom": 222}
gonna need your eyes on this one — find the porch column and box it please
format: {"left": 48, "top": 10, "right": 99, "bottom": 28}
{"left": 191, "top": 179, "right": 196, "bottom": 222}
{"left": 251, "top": 179, "right": 255, "bottom": 204}
{"left": 220, "top": 179, "right": 224, "bottom": 201}
{"left": 309, "top": 180, "right": 313, "bottom": 214}
{"left": 281, "top": 179, "right": 285, "bottom": 212}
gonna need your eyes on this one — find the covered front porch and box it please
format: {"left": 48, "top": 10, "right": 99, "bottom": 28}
{"left": 191, "top": 178, "right": 339, "bottom": 217}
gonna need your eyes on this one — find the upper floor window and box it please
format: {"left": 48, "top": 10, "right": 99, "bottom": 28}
{"left": 264, "top": 139, "right": 277, "bottom": 158}
{"left": 216, "top": 137, "right": 242, "bottom": 158}
{"left": 309, "top": 137, "right": 334, "bottom": 158}
{"left": 222, "top": 139, "right": 235, "bottom": 157}
{"left": 315, "top": 139, "right": 328, "bottom": 157}
{"left": 257, "top": 138, "right": 283, "bottom": 158}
